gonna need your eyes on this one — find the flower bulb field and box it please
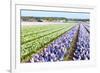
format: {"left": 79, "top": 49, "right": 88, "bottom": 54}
{"left": 20, "top": 22, "right": 90, "bottom": 63}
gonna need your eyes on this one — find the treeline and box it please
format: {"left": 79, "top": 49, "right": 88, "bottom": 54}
{"left": 21, "top": 16, "right": 89, "bottom": 22}
{"left": 21, "top": 16, "right": 68, "bottom": 22}
{"left": 67, "top": 18, "right": 89, "bottom": 22}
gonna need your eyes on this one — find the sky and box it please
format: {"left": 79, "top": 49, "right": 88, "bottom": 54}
{"left": 21, "top": 10, "right": 90, "bottom": 19}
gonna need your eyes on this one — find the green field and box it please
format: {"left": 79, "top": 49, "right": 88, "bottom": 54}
{"left": 21, "top": 23, "right": 76, "bottom": 62}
